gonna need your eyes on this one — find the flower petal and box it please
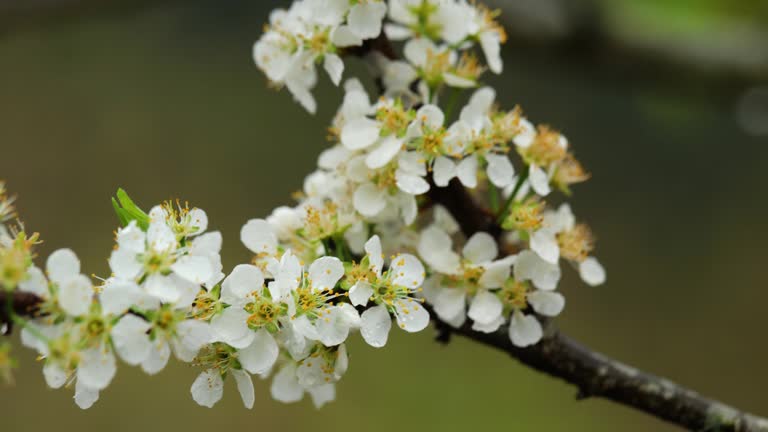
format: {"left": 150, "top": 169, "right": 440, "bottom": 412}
{"left": 462, "top": 232, "right": 497, "bottom": 264}
{"left": 349, "top": 282, "right": 374, "bottom": 307}
{"left": 58, "top": 274, "right": 92, "bottom": 316}
{"left": 46, "top": 248, "right": 80, "bottom": 284}
{"left": 360, "top": 304, "right": 392, "bottom": 348}
{"left": 240, "top": 219, "right": 277, "bottom": 256}
{"left": 509, "top": 311, "right": 543, "bottom": 347}
{"left": 111, "top": 315, "right": 152, "bottom": 366}
{"left": 323, "top": 53, "right": 344, "bottom": 86}
{"left": 394, "top": 300, "right": 429, "bottom": 333}
{"left": 486, "top": 153, "right": 515, "bottom": 188}
{"left": 579, "top": 257, "right": 606, "bottom": 286}
{"left": 528, "top": 290, "right": 566, "bottom": 317}
{"left": 341, "top": 117, "right": 381, "bottom": 150}
{"left": 467, "top": 290, "right": 503, "bottom": 325}
{"left": 191, "top": 369, "right": 224, "bottom": 408}
{"left": 353, "top": 183, "right": 387, "bottom": 217}
{"left": 308, "top": 256, "right": 345, "bottom": 291}
{"left": 239, "top": 328, "right": 279, "bottom": 375}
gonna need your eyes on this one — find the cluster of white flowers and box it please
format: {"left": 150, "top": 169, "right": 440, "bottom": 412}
{"left": 1, "top": 0, "right": 606, "bottom": 411}
{"left": 255, "top": 0, "right": 507, "bottom": 113}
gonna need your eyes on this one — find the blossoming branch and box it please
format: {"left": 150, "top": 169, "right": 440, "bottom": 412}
{"left": 1, "top": 2, "right": 765, "bottom": 431}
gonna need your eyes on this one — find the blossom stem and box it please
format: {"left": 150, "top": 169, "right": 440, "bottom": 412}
{"left": 496, "top": 169, "right": 528, "bottom": 224}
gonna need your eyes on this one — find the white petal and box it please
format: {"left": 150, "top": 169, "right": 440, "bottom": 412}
{"left": 579, "top": 257, "right": 606, "bottom": 286}
{"left": 457, "top": 154, "right": 478, "bottom": 188}
{"left": 349, "top": 282, "right": 374, "bottom": 307}
{"left": 239, "top": 328, "right": 279, "bottom": 375}
{"left": 286, "top": 76, "right": 317, "bottom": 114}
{"left": 270, "top": 252, "right": 302, "bottom": 301}
{"left": 231, "top": 369, "right": 255, "bottom": 409}
{"left": 394, "top": 300, "right": 429, "bottom": 332}
{"left": 323, "top": 53, "right": 344, "bottom": 86}
{"left": 398, "top": 192, "right": 418, "bottom": 225}
{"left": 514, "top": 118, "right": 536, "bottom": 148}
{"left": 77, "top": 346, "right": 116, "bottom": 391}
{"left": 433, "top": 204, "right": 460, "bottom": 235}
{"left": 353, "top": 183, "right": 387, "bottom": 217}
{"left": 478, "top": 259, "right": 512, "bottom": 289}
{"left": 211, "top": 307, "right": 253, "bottom": 349}
{"left": 462, "top": 232, "right": 498, "bottom": 264}
{"left": 433, "top": 288, "right": 466, "bottom": 321}
{"left": 308, "top": 383, "right": 336, "bottom": 408}
{"left": 530, "top": 229, "right": 560, "bottom": 264}
{"left": 509, "top": 311, "right": 543, "bottom": 347}
{"left": 43, "top": 362, "right": 67, "bottom": 389}
{"left": 360, "top": 304, "right": 392, "bottom": 348}
{"left": 341, "top": 117, "right": 381, "bottom": 150}
{"left": 467, "top": 291, "right": 502, "bottom": 325}
{"left": 173, "top": 319, "right": 211, "bottom": 361}
{"left": 308, "top": 256, "right": 344, "bottom": 291}
{"left": 271, "top": 364, "right": 303, "bottom": 404}
{"left": 315, "top": 306, "right": 355, "bottom": 347}
{"left": 144, "top": 273, "right": 180, "bottom": 304}
{"left": 384, "top": 23, "right": 412, "bottom": 40}
{"left": 403, "top": 37, "right": 432, "bottom": 67}
{"left": 443, "top": 72, "right": 476, "bottom": 88}
{"left": 418, "top": 226, "right": 461, "bottom": 275}
{"left": 171, "top": 273, "right": 200, "bottom": 310}
{"left": 391, "top": 253, "right": 425, "bottom": 289}
{"left": 109, "top": 248, "right": 142, "bottom": 281}
{"left": 415, "top": 104, "right": 444, "bottom": 130}
{"left": 190, "top": 231, "right": 222, "bottom": 256}
{"left": 74, "top": 380, "right": 99, "bottom": 410}
{"left": 514, "top": 250, "right": 561, "bottom": 291}
{"left": 433, "top": 156, "right": 457, "bottom": 187}
{"left": 347, "top": 2, "right": 386, "bottom": 39}
{"left": 472, "top": 315, "right": 504, "bottom": 333}
{"left": 191, "top": 369, "right": 224, "bottom": 408}
{"left": 19, "top": 266, "right": 48, "bottom": 297}
{"left": 486, "top": 154, "right": 515, "bottom": 188}
{"left": 46, "top": 248, "right": 80, "bottom": 284}
{"left": 331, "top": 25, "right": 363, "bottom": 47}
{"left": 528, "top": 290, "right": 566, "bottom": 317}
{"left": 100, "top": 279, "right": 144, "bottom": 315}
{"left": 111, "top": 315, "right": 152, "bottom": 365}
{"left": 364, "top": 235, "right": 384, "bottom": 276}
{"left": 529, "top": 164, "right": 551, "bottom": 197}
{"left": 480, "top": 31, "right": 503, "bottom": 74}
{"left": 318, "top": 146, "right": 351, "bottom": 171}
{"left": 365, "top": 135, "right": 402, "bottom": 169}
{"left": 58, "top": 274, "right": 92, "bottom": 316}
{"left": 171, "top": 255, "right": 213, "bottom": 285}
{"left": 221, "top": 264, "right": 264, "bottom": 305}
{"left": 147, "top": 220, "right": 176, "bottom": 252}
{"left": 395, "top": 169, "right": 430, "bottom": 195}
{"left": 141, "top": 341, "right": 171, "bottom": 375}
{"left": 187, "top": 208, "right": 208, "bottom": 236}
{"left": 240, "top": 219, "right": 277, "bottom": 256}
{"left": 115, "top": 221, "right": 146, "bottom": 252}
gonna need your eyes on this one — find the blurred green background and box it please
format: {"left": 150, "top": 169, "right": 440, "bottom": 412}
{"left": 1, "top": 1, "right": 767, "bottom": 431}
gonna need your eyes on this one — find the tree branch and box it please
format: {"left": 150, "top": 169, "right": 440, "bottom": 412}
{"left": 424, "top": 183, "right": 768, "bottom": 431}
{"left": 0, "top": 291, "right": 42, "bottom": 335}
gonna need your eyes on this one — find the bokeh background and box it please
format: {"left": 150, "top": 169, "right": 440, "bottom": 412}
{"left": 1, "top": 1, "right": 767, "bottom": 431}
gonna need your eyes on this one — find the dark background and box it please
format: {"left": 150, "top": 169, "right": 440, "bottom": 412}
{"left": 1, "top": 1, "right": 767, "bottom": 431}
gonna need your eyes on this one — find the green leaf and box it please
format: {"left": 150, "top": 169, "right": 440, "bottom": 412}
{"left": 112, "top": 188, "right": 149, "bottom": 230}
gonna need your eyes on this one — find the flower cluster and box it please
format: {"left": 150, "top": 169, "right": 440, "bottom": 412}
{"left": 2, "top": 0, "right": 606, "bottom": 411}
